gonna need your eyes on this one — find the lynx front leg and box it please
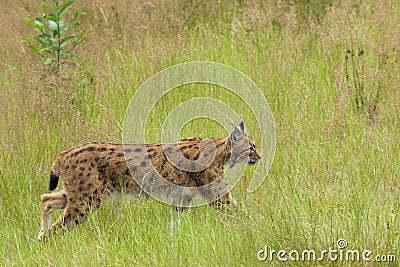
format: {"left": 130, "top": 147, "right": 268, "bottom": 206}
{"left": 211, "top": 192, "right": 238, "bottom": 212}
{"left": 38, "top": 190, "right": 68, "bottom": 242}
{"left": 198, "top": 176, "right": 237, "bottom": 212}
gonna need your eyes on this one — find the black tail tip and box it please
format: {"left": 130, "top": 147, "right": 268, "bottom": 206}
{"left": 49, "top": 174, "right": 59, "bottom": 191}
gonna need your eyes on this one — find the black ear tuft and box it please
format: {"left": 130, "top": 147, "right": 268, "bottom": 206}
{"left": 239, "top": 121, "right": 244, "bottom": 132}
{"left": 238, "top": 115, "right": 245, "bottom": 131}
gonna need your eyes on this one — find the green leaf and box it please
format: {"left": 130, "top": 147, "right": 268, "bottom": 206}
{"left": 48, "top": 20, "right": 58, "bottom": 31}
{"left": 40, "top": 44, "right": 52, "bottom": 52}
{"left": 45, "top": 14, "right": 58, "bottom": 23}
{"left": 40, "top": 57, "right": 53, "bottom": 64}
{"left": 68, "top": 22, "right": 81, "bottom": 30}
{"left": 49, "top": 37, "right": 58, "bottom": 44}
{"left": 41, "top": 2, "right": 51, "bottom": 12}
{"left": 59, "top": 25, "right": 68, "bottom": 35}
{"left": 72, "top": 37, "right": 87, "bottom": 47}
{"left": 65, "top": 50, "right": 76, "bottom": 57}
{"left": 27, "top": 45, "right": 40, "bottom": 54}
{"left": 72, "top": 8, "right": 86, "bottom": 19}
{"left": 59, "top": 0, "right": 76, "bottom": 17}
{"left": 20, "top": 17, "right": 36, "bottom": 28}
{"left": 59, "top": 40, "right": 68, "bottom": 47}
{"left": 72, "top": 9, "right": 78, "bottom": 19}
{"left": 33, "top": 35, "right": 47, "bottom": 45}
{"left": 34, "top": 18, "right": 44, "bottom": 27}
{"left": 61, "top": 34, "right": 78, "bottom": 42}
{"left": 78, "top": 29, "right": 89, "bottom": 38}
{"left": 50, "top": 2, "right": 58, "bottom": 14}
{"left": 41, "top": 41, "right": 57, "bottom": 51}
{"left": 21, "top": 37, "right": 33, "bottom": 44}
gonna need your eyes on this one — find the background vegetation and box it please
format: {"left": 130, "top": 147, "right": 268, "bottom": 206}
{"left": 0, "top": 0, "right": 399, "bottom": 266}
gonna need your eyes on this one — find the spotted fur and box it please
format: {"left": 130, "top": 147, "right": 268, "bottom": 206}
{"left": 38, "top": 119, "right": 261, "bottom": 241}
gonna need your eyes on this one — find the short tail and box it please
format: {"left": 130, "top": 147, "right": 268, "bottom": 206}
{"left": 48, "top": 151, "right": 67, "bottom": 191}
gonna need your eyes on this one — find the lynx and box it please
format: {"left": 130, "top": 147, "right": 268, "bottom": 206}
{"left": 38, "top": 119, "right": 261, "bottom": 241}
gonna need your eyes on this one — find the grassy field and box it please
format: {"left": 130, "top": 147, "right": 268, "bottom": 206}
{"left": 1, "top": 0, "right": 399, "bottom": 266}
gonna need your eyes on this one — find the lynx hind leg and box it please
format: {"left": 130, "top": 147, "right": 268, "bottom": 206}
{"left": 38, "top": 190, "right": 68, "bottom": 242}
{"left": 51, "top": 194, "right": 102, "bottom": 236}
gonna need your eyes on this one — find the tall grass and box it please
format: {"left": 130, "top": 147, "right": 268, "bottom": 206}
{"left": 1, "top": 1, "right": 399, "bottom": 266}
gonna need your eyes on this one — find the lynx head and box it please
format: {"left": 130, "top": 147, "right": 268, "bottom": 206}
{"left": 228, "top": 118, "right": 261, "bottom": 168}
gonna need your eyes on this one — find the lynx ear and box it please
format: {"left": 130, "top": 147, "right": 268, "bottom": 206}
{"left": 230, "top": 118, "right": 245, "bottom": 143}
{"left": 238, "top": 117, "right": 244, "bottom": 132}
